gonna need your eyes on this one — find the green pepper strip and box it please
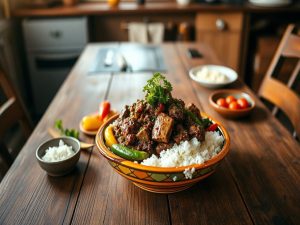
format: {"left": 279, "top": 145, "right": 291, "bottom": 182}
{"left": 111, "top": 144, "right": 149, "bottom": 161}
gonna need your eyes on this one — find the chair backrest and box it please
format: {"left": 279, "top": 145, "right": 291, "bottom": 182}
{"left": 258, "top": 24, "right": 300, "bottom": 138}
{"left": 0, "top": 68, "right": 32, "bottom": 166}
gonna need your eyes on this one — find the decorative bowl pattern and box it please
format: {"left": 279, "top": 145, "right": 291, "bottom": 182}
{"left": 96, "top": 114, "right": 230, "bottom": 193}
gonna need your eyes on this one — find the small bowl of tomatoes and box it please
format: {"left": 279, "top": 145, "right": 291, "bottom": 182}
{"left": 209, "top": 89, "right": 255, "bottom": 119}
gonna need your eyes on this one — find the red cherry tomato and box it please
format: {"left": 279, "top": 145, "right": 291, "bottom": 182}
{"left": 237, "top": 98, "right": 249, "bottom": 109}
{"left": 226, "top": 95, "right": 236, "bottom": 105}
{"left": 99, "top": 101, "right": 111, "bottom": 120}
{"left": 216, "top": 98, "right": 228, "bottom": 108}
{"left": 158, "top": 103, "right": 165, "bottom": 113}
{"left": 229, "top": 101, "right": 240, "bottom": 110}
{"left": 206, "top": 123, "right": 218, "bottom": 132}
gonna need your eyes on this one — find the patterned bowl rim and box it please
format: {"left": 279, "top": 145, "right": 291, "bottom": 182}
{"left": 95, "top": 112, "right": 230, "bottom": 173}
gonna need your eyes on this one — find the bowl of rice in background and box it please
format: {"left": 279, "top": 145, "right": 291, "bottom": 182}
{"left": 36, "top": 137, "right": 80, "bottom": 176}
{"left": 189, "top": 65, "right": 238, "bottom": 89}
{"left": 96, "top": 114, "right": 230, "bottom": 194}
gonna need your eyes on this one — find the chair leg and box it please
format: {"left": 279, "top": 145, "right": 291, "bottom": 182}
{"left": 0, "top": 142, "right": 14, "bottom": 167}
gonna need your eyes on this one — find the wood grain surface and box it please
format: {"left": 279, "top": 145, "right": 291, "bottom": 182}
{"left": 12, "top": 2, "right": 300, "bottom": 18}
{"left": 175, "top": 42, "right": 300, "bottom": 225}
{"left": 0, "top": 43, "right": 299, "bottom": 225}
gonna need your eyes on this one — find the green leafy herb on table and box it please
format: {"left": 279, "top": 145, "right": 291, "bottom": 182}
{"left": 143, "top": 72, "right": 173, "bottom": 106}
{"left": 55, "top": 120, "right": 79, "bottom": 139}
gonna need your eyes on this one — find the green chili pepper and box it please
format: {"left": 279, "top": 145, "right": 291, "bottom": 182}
{"left": 111, "top": 144, "right": 149, "bottom": 161}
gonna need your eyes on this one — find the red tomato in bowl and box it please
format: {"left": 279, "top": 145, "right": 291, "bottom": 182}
{"left": 226, "top": 95, "right": 236, "bottom": 105}
{"left": 237, "top": 98, "right": 249, "bottom": 109}
{"left": 216, "top": 98, "right": 228, "bottom": 108}
{"left": 229, "top": 101, "right": 240, "bottom": 110}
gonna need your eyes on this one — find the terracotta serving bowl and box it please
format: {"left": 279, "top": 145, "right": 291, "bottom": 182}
{"left": 96, "top": 114, "right": 230, "bottom": 194}
{"left": 209, "top": 89, "right": 256, "bottom": 119}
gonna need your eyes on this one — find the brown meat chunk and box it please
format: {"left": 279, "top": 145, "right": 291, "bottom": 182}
{"left": 186, "top": 103, "right": 201, "bottom": 118}
{"left": 136, "top": 127, "right": 150, "bottom": 142}
{"left": 173, "top": 124, "right": 189, "bottom": 144}
{"left": 156, "top": 143, "right": 174, "bottom": 155}
{"left": 120, "top": 117, "right": 139, "bottom": 136}
{"left": 120, "top": 105, "right": 130, "bottom": 119}
{"left": 135, "top": 100, "right": 144, "bottom": 113}
{"left": 136, "top": 141, "right": 154, "bottom": 153}
{"left": 152, "top": 113, "right": 174, "bottom": 143}
{"left": 168, "top": 103, "right": 184, "bottom": 120}
{"left": 189, "top": 124, "right": 205, "bottom": 142}
{"left": 124, "top": 134, "right": 136, "bottom": 146}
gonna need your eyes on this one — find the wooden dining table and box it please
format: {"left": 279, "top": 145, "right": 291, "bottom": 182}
{"left": 0, "top": 42, "right": 299, "bottom": 225}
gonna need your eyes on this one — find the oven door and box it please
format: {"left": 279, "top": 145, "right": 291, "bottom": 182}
{"left": 28, "top": 50, "right": 81, "bottom": 115}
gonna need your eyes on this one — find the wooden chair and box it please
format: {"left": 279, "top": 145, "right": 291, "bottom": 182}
{"left": 0, "top": 68, "right": 33, "bottom": 168}
{"left": 258, "top": 24, "right": 300, "bottom": 138}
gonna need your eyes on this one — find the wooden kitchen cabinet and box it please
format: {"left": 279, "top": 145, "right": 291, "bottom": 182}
{"left": 196, "top": 12, "right": 244, "bottom": 74}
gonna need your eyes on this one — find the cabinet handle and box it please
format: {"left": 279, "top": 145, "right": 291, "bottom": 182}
{"left": 215, "top": 19, "right": 227, "bottom": 31}
{"left": 49, "top": 30, "right": 62, "bottom": 39}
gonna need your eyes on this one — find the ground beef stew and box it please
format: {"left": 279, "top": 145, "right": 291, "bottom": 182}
{"left": 113, "top": 98, "right": 207, "bottom": 155}
{"left": 107, "top": 73, "right": 214, "bottom": 160}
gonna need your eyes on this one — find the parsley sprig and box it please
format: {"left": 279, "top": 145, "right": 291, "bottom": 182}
{"left": 143, "top": 73, "right": 173, "bottom": 106}
{"left": 55, "top": 119, "right": 79, "bottom": 139}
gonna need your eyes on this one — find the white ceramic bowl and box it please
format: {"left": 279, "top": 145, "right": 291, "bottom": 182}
{"left": 189, "top": 65, "right": 238, "bottom": 89}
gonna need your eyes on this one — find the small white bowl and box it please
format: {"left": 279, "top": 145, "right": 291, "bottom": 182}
{"left": 189, "top": 65, "right": 238, "bottom": 89}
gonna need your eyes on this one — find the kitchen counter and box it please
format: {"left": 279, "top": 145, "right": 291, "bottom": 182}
{"left": 12, "top": 2, "right": 300, "bottom": 17}
{"left": 12, "top": 2, "right": 300, "bottom": 91}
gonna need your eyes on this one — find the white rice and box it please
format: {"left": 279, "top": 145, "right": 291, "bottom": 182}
{"left": 196, "top": 67, "right": 229, "bottom": 83}
{"left": 183, "top": 167, "right": 195, "bottom": 179}
{"left": 141, "top": 131, "right": 224, "bottom": 168}
{"left": 42, "top": 140, "right": 75, "bottom": 162}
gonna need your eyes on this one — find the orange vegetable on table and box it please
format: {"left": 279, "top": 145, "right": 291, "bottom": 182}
{"left": 99, "top": 101, "right": 111, "bottom": 120}
{"left": 82, "top": 115, "right": 103, "bottom": 131}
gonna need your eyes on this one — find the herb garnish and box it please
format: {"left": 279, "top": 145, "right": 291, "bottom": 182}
{"left": 143, "top": 73, "right": 211, "bottom": 128}
{"left": 143, "top": 72, "right": 172, "bottom": 106}
{"left": 55, "top": 119, "right": 79, "bottom": 139}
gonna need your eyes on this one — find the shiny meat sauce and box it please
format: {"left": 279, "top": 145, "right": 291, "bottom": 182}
{"left": 113, "top": 99, "right": 205, "bottom": 155}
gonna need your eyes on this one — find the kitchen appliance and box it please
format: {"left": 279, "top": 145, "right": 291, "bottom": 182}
{"left": 23, "top": 17, "right": 88, "bottom": 115}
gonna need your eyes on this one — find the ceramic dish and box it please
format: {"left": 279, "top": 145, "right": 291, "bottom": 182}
{"left": 209, "top": 89, "right": 256, "bottom": 119}
{"left": 36, "top": 137, "right": 81, "bottom": 176}
{"left": 189, "top": 65, "right": 238, "bottom": 89}
{"left": 96, "top": 114, "right": 230, "bottom": 194}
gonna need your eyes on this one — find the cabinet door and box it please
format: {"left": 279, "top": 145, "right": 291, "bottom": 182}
{"left": 196, "top": 12, "right": 243, "bottom": 73}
